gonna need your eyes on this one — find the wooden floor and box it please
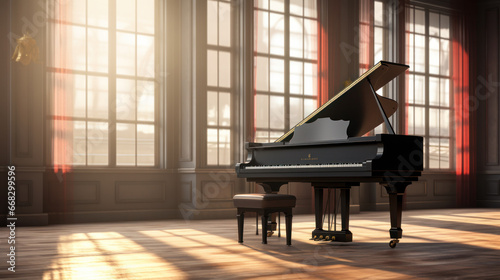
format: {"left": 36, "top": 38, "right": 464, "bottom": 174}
{"left": 2, "top": 208, "right": 500, "bottom": 279}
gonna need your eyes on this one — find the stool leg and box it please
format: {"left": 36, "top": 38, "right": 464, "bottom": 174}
{"left": 278, "top": 212, "right": 281, "bottom": 237}
{"left": 285, "top": 210, "right": 292, "bottom": 246}
{"left": 261, "top": 213, "right": 268, "bottom": 244}
{"left": 256, "top": 214, "right": 258, "bottom": 235}
{"left": 237, "top": 210, "right": 244, "bottom": 243}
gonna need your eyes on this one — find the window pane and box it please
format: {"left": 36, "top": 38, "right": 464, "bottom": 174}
{"left": 116, "top": 32, "right": 136, "bottom": 76}
{"left": 207, "top": 128, "right": 218, "bottom": 165}
{"left": 137, "top": 81, "right": 155, "bottom": 122}
{"left": 414, "top": 106, "right": 425, "bottom": 135}
{"left": 207, "top": 0, "right": 218, "bottom": 45}
{"left": 255, "top": 56, "right": 269, "bottom": 91}
{"left": 255, "top": 11, "right": 269, "bottom": 54}
{"left": 255, "top": 130, "right": 269, "bottom": 143}
{"left": 88, "top": 76, "right": 108, "bottom": 119}
{"left": 440, "top": 138, "right": 450, "bottom": 169}
{"left": 290, "top": 0, "right": 303, "bottom": 16}
{"left": 304, "top": 62, "right": 317, "bottom": 96}
{"left": 117, "top": 123, "right": 136, "bottom": 166}
{"left": 414, "top": 75, "right": 425, "bottom": 105}
{"left": 255, "top": 94, "right": 269, "bottom": 128}
{"left": 290, "top": 16, "right": 303, "bottom": 58}
{"left": 414, "top": 35, "right": 425, "bottom": 72}
{"left": 407, "top": 106, "right": 415, "bottom": 135}
{"left": 87, "top": 121, "right": 108, "bottom": 165}
{"left": 270, "top": 58, "right": 284, "bottom": 93}
{"left": 270, "top": 0, "right": 285, "bottom": 12}
{"left": 304, "top": 0, "right": 317, "bottom": 18}
{"left": 137, "top": 124, "right": 155, "bottom": 166}
{"left": 440, "top": 15, "right": 450, "bottom": 39}
{"left": 56, "top": 25, "right": 86, "bottom": 71}
{"left": 374, "top": 27, "right": 383, "bottom": 63}
{"left": 218, "top": 129, "right": 231, "bottom": 165}
{"left": 374, "top": 1, "right": 383, "bottom": 26}
{"left": 270, "top": 12, "right": 285, "bottom": 55}
{"left": 255, "top": 0, "right": 269, "bottom": 9}
{"left": 219, "top": 1, "right": 231, "bottom": 47}
{"left": 290, "top": 61, "right": 303, "bottom": 94}
{"left": 117, "top": 0, "right": 136, "bottom": 32}
{"left": 440, "top": 39, "right": 450, "bottom": 76}
{"left": 429, "top": 37, "right": 440, "bottom": 75}
{"left": 290, "top": 97, "right": 303, "bottom": 127}
{"left": 72, "top": 120, "right": 86, "bottom": 165}
{"left": 304, "top": 98, "right": 316, "bottom": 116}
{"left": 414, "top": 9, "right": 425, "bottom": 34}
{"left": 219, "top": 92, "right": 231, "bottom": 126}
{"left": 137, "top": 35, "right": 155, "bottom": 78}
{"left": 429, "top": 108, "right": 439, "bottom": 136}
{"left": 440, "top": 78, "right": 450, "bottom": 107}
{"left": 440, "top": 109, "right": 450, "bottom": 136}
{"left": 58, "top": 73, "right": 86, "bottom": 118}
{"left": 429, "top": 137, "right": 440, "bottom": 169}
{"left": 270, "top": 96, "right": 284, "bottom": 129}
{"left": 429, "top": 77, "right": 439, "bottom": 106}
{"left": 219, "top": 51, "right": 231, "bottom": 88}
{"left": 304, "top": 18, "right": 317, "bottom": 60}
{"left": 88, "top": 28, "right": 109, "bottom": 73}
{"left": 429, "top": 12, "right": 439, "bottom": 37}
{"left": 116, "top": 78, "right": 136, "bottom": 121}
{"left": 137, "top": 0, "right": 155, "bottom": 34}
{"left": 55, "top": 0, "right": 85, "bottom": 25}
{"left": 207, "top": 91, "right": 218, "bottom": 126}
{"left": 88, "top": 0, "right": 108, "bottom": 28}
{"left": 207, "top": 50, "right": 218, "bottom": 86}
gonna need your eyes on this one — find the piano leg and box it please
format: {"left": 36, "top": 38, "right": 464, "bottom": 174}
{"left": 384, "top": 183, "right": 410, "bottom": 248}
{"left": 314, "top": 187, "right": 323, "bottom": 232}
{"left": 340, "top": 188, "right": 350, "bottom": 233}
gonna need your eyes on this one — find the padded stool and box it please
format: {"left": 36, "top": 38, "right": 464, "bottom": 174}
{"left": 233, "top": 193, "right": 296, "bottom": 245}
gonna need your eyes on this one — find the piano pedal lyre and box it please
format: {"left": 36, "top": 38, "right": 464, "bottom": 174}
{"left": 389, "top": 239, "right": 399, "bottom": 248}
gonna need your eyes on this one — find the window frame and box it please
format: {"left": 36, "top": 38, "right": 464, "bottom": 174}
{"left": 406, "top": 4, "right": 454, "bottom": 171}
{"left": 46, "top": 0, "right": 162, "bottom": 169}
{"left": 252, "top": 0, "right": 320, "bottom": 143}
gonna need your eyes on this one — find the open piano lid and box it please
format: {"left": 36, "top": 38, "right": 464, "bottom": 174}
{"left": 276, "top": 61, "right": 409, "bottom": 143}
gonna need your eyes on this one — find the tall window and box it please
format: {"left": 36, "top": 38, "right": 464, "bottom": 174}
{"left": 406, "top": 6, "right": 452, "bottom": 170}
{"left": 207, "top": 0, "right": 233, "bottom": 166}
{"left": 360, "top": 0, "right": 389, "bottom": 134}
{"left": 253, "top": 0, "right": 319, "bottom": 143}
{"left": 48, "top": 0, "right": 157, "bottom": 167}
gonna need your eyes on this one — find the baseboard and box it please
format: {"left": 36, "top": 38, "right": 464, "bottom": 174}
{"left": 0, "top": 213, "right": 49, "bottom": 226}
{"left": 47, "top": 209, "right": 180, "bottom": 224}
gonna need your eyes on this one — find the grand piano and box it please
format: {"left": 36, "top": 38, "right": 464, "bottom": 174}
{"left": 235, "top": 61, "right": 423, "bottom": 248}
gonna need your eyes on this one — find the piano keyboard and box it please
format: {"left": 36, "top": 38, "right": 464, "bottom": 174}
{"left": 244, "top": 162, "right": 364, "bottom": 169}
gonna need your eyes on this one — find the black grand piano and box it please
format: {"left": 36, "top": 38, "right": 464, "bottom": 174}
{"left": 236, "top": 61, "right": 423, "bottom": 248}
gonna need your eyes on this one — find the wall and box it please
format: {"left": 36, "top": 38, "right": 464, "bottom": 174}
{"left": 476, "top": 0, "right": 500, "bottom": 207}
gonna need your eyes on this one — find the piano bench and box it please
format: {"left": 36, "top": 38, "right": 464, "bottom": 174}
{"left": 233, "top": 193, "right": 296, "bottom": 246}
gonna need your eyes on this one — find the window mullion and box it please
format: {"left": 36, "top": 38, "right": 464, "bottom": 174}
{"left": 284, "top": 0, "right": 290, "bottom": 131}
{"left": 109, "top": 0, "right": 117, "bottom": 167}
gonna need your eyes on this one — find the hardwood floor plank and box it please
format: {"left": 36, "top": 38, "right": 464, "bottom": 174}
{"left": 1, "top": 209, "right": 500, "bottom": 279}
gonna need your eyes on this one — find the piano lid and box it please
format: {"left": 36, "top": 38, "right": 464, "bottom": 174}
{"left": 276, "top": 61, "right": 409, "bottom": 142}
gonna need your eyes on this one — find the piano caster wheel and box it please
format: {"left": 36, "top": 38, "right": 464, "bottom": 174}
{"left": 267, "top": 231, "right": 274, "bottom": 237}
{"left": 389, "top": 239, "right": 399, "bottom": 248}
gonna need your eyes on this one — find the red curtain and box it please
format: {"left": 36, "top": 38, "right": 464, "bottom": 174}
{"left": 317, "top": 0, "right": 329, "bottom": 107}
{"left": 52, "top": 2, "right": 73, "bottom": 175}
{"left": 453, "top": 6, "right": 476, "bottom": 207}
{"left": 359, "top": 0, "right": 373, "bottom": 75}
